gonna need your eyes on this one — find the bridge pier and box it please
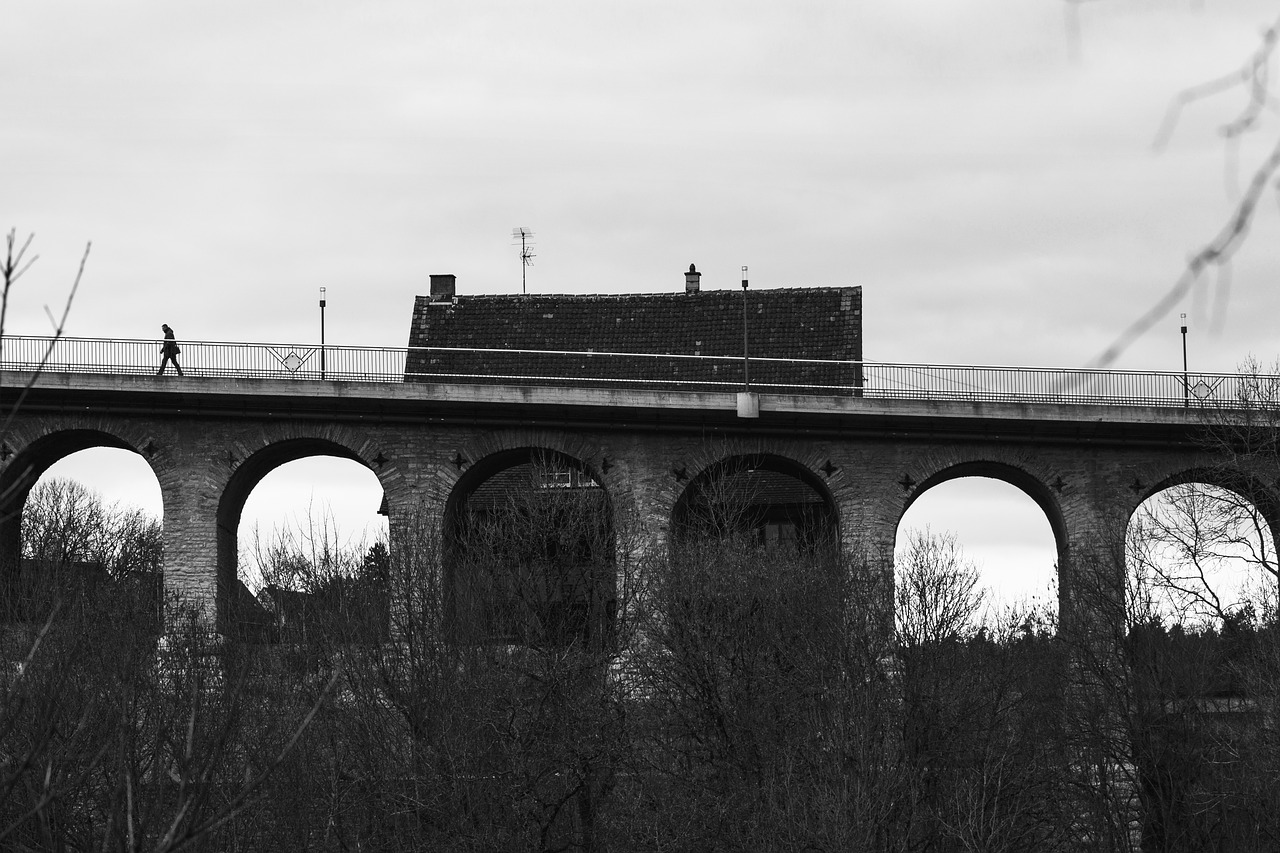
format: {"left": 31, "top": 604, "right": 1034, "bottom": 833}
{"left": 162, "top": 462, "right": 224, "bottom": 629}
{"left": 382, "top": 476, "right": 448, "bottom": 641}
{"left": 834, "top": 483, "right": 899, "bottom": 649}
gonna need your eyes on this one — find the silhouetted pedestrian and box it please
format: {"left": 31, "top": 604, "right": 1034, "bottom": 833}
{"left": 157, "top": 323, "right": 183, "bottom": 376}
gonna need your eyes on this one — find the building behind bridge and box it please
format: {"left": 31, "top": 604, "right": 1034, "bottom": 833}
{"left": 399, "top": 268, "right": 864, "bottom": 645}
{"left": 404, "top": 267, "right": 863, "bottom": 393}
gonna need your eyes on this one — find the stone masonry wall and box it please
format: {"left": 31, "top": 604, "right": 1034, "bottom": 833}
{"left": 0, "top": 406, "right": 1258, "bottom": 635}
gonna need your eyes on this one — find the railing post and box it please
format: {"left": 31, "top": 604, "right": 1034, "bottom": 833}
{"left": 319, "top": 288, "right": 327, "bottom": 381}
{"left": 1181, "top": 320, "right": 1189, "bottom": 408}
{"left": 740, "top": 268, "right": 750, "bottom": 391}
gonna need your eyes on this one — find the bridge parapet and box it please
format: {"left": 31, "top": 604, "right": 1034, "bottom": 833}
{"left": 0, "top": 335, "right": 1272, "bottom": 408}
{"left": 0, "top": 370, "right": 1237, "bottom": 434}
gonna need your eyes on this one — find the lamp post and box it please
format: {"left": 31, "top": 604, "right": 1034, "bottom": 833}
{"left": 741, "top": 266, "right": 749, "bottom": 390}
{"left": 320, "top": 287, "right": 327, "bottom": 380}
{"left": 1181, "top": 313, "right": 1188, "bottom": 407}
{"left": 735, "top": 266, "right": 760, "bottom": 419}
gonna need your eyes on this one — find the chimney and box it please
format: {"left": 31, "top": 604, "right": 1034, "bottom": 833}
{"left": 685, "top": 263, "right": 701, "bottom": 294}
{"left": 430, "top": 274, "right": 456, "bottom": 302}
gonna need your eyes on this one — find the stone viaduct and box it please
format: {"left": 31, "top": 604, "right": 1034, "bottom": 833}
{"left": 1, "top": 369, "right": 1269, "bottom": 635}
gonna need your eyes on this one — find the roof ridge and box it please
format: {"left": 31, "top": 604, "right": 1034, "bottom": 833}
{"left": 448, "top": 286, "right": 857, "bottom": 299}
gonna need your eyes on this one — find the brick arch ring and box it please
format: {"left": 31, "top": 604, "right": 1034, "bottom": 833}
{"left": 1132, "top": 464, "right": 1280, "bottom": 565}
{"left": 0, "top": 423, "right": 166, "bottom": 576}
{"left": 897, "top": 459, "right": 1068, "bottom": 561}
{"left": 438, "top": 443, "right": 621, "bottom": 631}
{"left": 0, "top": 420, "right": 162, "bottom": 491}
{"left": 442, "top": 441, "right": 616, "bottom": 533}
{"left": 217, "top": 432, "right": 379, "bottom": 523}
{"left": 664, "top": 446, "right": 842, "bottom": 546}
{"left": 214, "top": 432, "right": 385, "bottom": 621}
{"left": 445, "top": 430, "right": 625, "bottom": 509}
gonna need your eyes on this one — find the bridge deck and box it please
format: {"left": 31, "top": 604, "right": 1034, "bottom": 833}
{"left": 1, "top": 369, "right": 1227, "bottom": 451}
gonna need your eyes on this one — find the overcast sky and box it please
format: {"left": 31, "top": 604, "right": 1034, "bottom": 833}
{"left": 9, "top": 1, "right": 1280, "bottom": 602}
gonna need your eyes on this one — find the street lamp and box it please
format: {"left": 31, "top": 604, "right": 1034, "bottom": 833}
{"left": 1181, "top": 313, "right": 1188, "bottom": 407}
{"left": 741, "top": 266, "right": 749, "bottom": 391}
{"left": 735, "top": 265, "right": 759, "bottom": 418}
{"left": 320, "top": 287, "right": 327, "bottom": 380}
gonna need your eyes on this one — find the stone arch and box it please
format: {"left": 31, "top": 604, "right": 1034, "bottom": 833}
{"left": 655, "top": 439, "right": 847, "bottom": 548}
{"left": 448, "top": 430, "right": 616, "bottom": 494}
{"left": 1137, "top": 465, "right": 1280, "bottom": 532}
{"left": 670, "top": 451, "right": 840, "bottom": 553}
{"left": 431, "top": 428, "right": 629, "bottom": 540}
{"left": 442, "top": 445, "right": 615, "bottom": 647}
{"left": 892, "top": 458, "right": 1066, "bottom": 624}
{"left": 1130, "top": 464, "right": 1280, "bottom": 578}
{"left": 0, "top": 426, "right": 160, "bottom": 581}
{"left": 899, "top": 460, "right": 1067, "bottom": 561}
{"left": 444, "top": 447, "right": 613, "bottom": 529}
{"left": 216, "top": 434, "right": 381, "bottom": 634}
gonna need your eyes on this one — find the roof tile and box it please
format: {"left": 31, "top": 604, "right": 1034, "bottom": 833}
{"left": 406, "top": 287, "right": 862, "bottom": 392}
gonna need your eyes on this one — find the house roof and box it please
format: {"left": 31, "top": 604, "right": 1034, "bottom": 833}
{"left": 405, "top": 286, "right": 862, "bottom": 392}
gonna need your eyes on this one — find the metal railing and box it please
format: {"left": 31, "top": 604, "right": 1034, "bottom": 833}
{"left": 0, "top": 336, "right": 408, "bottom": 382}
{"left": 0, "top": 335, "right": 1269, "bottom": 409}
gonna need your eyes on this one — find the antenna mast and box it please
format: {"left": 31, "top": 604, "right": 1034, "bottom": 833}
{"left": 512, "top": 227, "right": 535, "bottom": 294}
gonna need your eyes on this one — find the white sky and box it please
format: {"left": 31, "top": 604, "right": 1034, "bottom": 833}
{"left": 9, "top": 2, "right": 1280, "bottom": 602}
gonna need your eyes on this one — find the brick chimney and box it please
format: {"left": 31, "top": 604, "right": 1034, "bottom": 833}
{"left": 685, "top": 264, "right": 701, "bottom": 294}
{"left": 430, "top": 274, "right": 456, "bottom": 302}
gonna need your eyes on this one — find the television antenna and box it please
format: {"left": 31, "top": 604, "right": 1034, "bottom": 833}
{"left": 512, "top": 227, "right": 535, "bottom": 294}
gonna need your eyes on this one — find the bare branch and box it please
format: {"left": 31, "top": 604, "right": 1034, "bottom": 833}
{"left": 1151, "top": 20, "right": 1280, "bottom": 151}
{"left": 1087, "top": 133, "right": 1280, "bottom": 369}
{"left": 1087, "top": 14, "right": 1280, "bottom": 369}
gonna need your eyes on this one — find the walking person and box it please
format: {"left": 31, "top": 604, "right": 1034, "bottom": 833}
{"left": 157, "top": 323, "right": 183, "bottom": 376}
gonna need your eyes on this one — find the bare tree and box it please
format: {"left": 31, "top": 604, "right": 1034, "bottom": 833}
{"left": 233, "top": 456, "right": 646, "bottom": 852}
{"left": 895, "top": 527, "right": 986, "bottom": 649}
{"left": 0, "top": 235, "right": 336, "bottom": 852}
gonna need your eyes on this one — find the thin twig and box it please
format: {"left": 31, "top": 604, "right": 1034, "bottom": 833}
{"left": 159, "top": 667, "right": 341, "bottom": 853}
{"left": 0, "top": 239, "right": 90, "bottom": 519}
{"left": 1087, "top": 14, "right": 1280, "bottom": 369}
{"left": 1086, "top": 135, "right": 1280, "bottom": 369}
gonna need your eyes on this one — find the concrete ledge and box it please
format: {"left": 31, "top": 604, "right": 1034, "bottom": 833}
{"left": 3, "top": 370, "right": 1215, "bottom": 428}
